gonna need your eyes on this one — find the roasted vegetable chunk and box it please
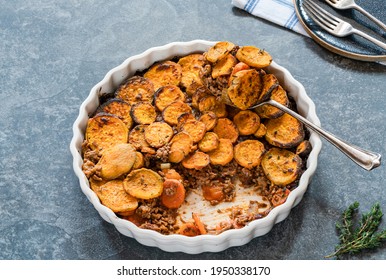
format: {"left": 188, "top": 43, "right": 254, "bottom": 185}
{"left": 86, "top": 113, "right": 128, "bottom": 151}
{"left": 213, "top": 118, "right": 239, "bottom": 143}
{"left": 93, "top": 179, "right": 138, "bottom": 216}
{"left": 205, "top": 41, "right": 235, "bottom": 63}
{"left": 265, "top": 113, "right": 305, "bottom": 148}
{"left": 180, "top": 119, "right": 206, "bottom": 143}
{"left": 199, "top": 111, "right": 218, "bottom": 131}
{"left": 211, "top": 54, "right": 237, "bottom": 79}
{"left": 96, "top": 143, "right": 137, "bottom": 180}
{"left": 116, "top": 76, "right": 154, "bottom": 105}
{"left": 198, "top": 95, "right": 227, "bottom": 118}
{"left": 261, "top": 148, "right": 302, "bottom": 186}
{"left": 226, "top": 69, "right": 262, "bottom": 110}
{"left": 207, "top": 138, "right": 234, "bottom": 166}
{"left": 296, "top": 140, "right": 312, "bottom": 157}
{"left": 144, "top": 60, "right": 182, "bottom": 91}
{"left": 123, "top": 168, "right": 164, "bottom": 199}
{"left": 233, "top": 110, "right": 260, "bottom": 135}
{"left": 169, "top": 132, "right": 193, "bottom": 163}
{"left": 144, "top": 122, "right": 173, "bottom": 148}
{"left": 182, "top": 151, "right": 210, "bottom": 170}
{"left": 198, "top": 132, "right": 219, "bottom": 152}
{"left": 258, "top": 73, "right": 279, "bottom": 104}
{"left": 128, "top": 124, "right": 155, "bottom": 154}
{"left": 234, "top": 140, "right": 265, "bottom": 169}
{"left": 155, "top": 85, "right": 186, "bottom": 111}
{"left": 162, "top": 101, "right": 192, "bottom": 126}
{"left": 130, "top": 102, "right": 156, "bottom": 125}
{"left": 255, "top": 85, "right": 289, "bottom": 119}
{"left": 178, "top": 53, "right": 205, "bottom": 96}
{"left": 100, "top": 98, "right": 133, "bottom": 129}
{"left": 160, "top": 179, "right": 186, "bottom": 209}
{"left": 236, "top": 46, "right": 272, "bottom": 68}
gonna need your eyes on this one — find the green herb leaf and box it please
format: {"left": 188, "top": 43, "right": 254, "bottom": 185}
{"left": 326, "top": 202, "right": 386, "bottom": 258}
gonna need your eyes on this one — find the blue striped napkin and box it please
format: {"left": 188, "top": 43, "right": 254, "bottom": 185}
{"left": 232, "top": 0, "right": 309, "bottom": 37}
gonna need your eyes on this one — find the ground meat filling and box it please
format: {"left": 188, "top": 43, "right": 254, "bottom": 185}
{"left": 135, "top": 199, "right": 178, "bottom": 234}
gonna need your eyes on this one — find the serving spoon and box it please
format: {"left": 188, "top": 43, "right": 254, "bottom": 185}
{"left": 237, "top": 98, "right": 381, "bottom": 171}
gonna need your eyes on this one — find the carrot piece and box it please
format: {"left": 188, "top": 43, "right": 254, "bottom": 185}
{"left": 163, "top": 169, "right": 182, "bottom": 181}
{"left": 201, "top": 185, "right": 224, "bottom": 203}
{"left": 192, "top": 213, "right": 207, "bottom": 235}
{"left": 160, "top": 179, "right": 186, "bottom": 209}
{"left": 178, "top": 223, "right": 200, "bottom": 236}
{"left": 230, "top": 61, "right": 250, "bottom": 77}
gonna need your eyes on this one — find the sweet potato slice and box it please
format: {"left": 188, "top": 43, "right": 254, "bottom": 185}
{"left": 182, "top": 151, "right": 210, "bottom": 170}
{"left": 236, "top": 46, "right": 272, "bottom": 68}
{"left": 115, "top": 76, "right": 154, "bottom": 105}
{"left": 261, "top": 148, "right": 302, "bottom": 186}
{"left": 192, "top": 86, "right": 210, "bottom": 108}
{"left": 197, "top": 95, "right": 227, "bottom": 118}
{"left": 253, "top": 123, "right": 267, "bottom": 138}
{"left": 199, "top": 111, "right": 218, "bottom": 131}
{"left": 162, "top": 101, "right": 192, "bottom": 126}
{"left": 97, "top": 143, "right": 137, "bottom": 180}
{"left": 205, "top": 41, "right": 235, "bottom": 63}
{"left": 259, "top": 73, "right": 279, "bottom": 103}
{"left": 176, "top": 112, "right": 195, "bottom": 130}
{"left": 226, "top": 69, "right": 262, "bottom": 110}
{"left": 130, "top": 102, "right": 156, "bottom": 125}
{"left": 155, "top": 85, "right": 186, "bottom": 111}
{"left": 144, "top": 121, "right": 174, "bottom": 148}
{"left": 132, "top": 151, "right": 145, "bottom": 169}
{"left": 123, "top": 168, "right": 164, "bottom": 199}
{"left": 211, "top": 53, "right": 237, "bottom": 79}
{"left": 169, "top": 132, "right": 193, "bottom": 163}
{"left": 160, "top": 179, "right": 186, "bottom": 209}
{"left": 296, "top": 140, "right": 312, "bottom": 157}
{"left": 180, "top": 119, "right": 206, "bottom": 143}
{"left": 144, "top": 60, "right": 182, "bottom": 91}
{"left": 94, "top": 179, "right": 138, "bottom": 215}
{"left": 233, "top": 110, "right": 260, "bottom": 135}
{"left": 198, "top": 132, "right": 219, "bottom": 152}
{"left": 128, "top": 124, "right": 155, "bottom": 154}
{"left": 178, "top": 53, "right": 205, "bottom": 96}
{"left": 265, "top": 113, "right": 305, "bottom": 148}
{"left": 234, "top": 140, "right": 265, "bottom": 169}
{"left": 255, "top": 85, "right": 289, "bottom": 119}
{"left": 212, "top": 118, "right": 239, "bottom": 143}
{"left": 100, "top": 98, "right": 133, "bottom": 129}
{"left": 207, "top": 138, "right": 234, "bottom": 166}
{"left": 86, "top": 113, "right": 128, "bottom": 151}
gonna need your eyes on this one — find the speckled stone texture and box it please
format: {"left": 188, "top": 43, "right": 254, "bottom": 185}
{"left": 1, "top": 0, "right": 385, "bottom": 260}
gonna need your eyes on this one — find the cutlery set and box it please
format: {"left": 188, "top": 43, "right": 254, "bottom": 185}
{"left": 302, "top": 0, "right": 386, "bottom": 50}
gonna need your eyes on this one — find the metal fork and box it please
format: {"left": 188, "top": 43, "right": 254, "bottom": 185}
{"left": 303, "top": 0, "right": 386, "bottom": 50}
{"left": 325, "top": 0, "right": 386, "bottom": 31}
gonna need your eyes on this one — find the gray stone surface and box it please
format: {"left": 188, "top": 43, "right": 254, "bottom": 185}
{"left": 1, "top": 0, "right": 385, "bottom": 260}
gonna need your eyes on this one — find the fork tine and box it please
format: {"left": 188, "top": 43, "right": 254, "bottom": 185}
{"left": 307, "top": 0, "right": 340, "bottom": 24}
{"left": 303, "top": 1, "right": 336, "bottom": 31}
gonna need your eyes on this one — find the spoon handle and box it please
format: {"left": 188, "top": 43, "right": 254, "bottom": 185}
{"left": 354, "top": 4, "right": 386, "bottom": 31}
{"left": 263, "top": 100, "right": 381, "bottom": 171}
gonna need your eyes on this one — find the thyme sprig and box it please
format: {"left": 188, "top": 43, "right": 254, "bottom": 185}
{"left": 326, "top": 202, "right": 386, "bottom": 258}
